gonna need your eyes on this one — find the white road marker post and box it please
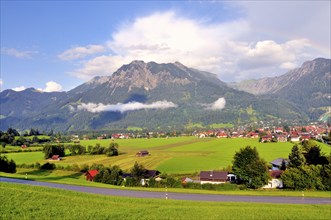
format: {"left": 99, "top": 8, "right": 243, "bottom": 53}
{"left": 165, "top": 186, "right": 168, "bottom": 200}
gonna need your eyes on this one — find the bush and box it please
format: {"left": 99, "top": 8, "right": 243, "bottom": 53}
{"left": 80, "top": 164, "right": 90, "bottom": 172}
{"left": 0, "top": 155, "right": 16, "bottom": 173}
{"left": 40, "top": 162, "right": 56, "bottom": 170}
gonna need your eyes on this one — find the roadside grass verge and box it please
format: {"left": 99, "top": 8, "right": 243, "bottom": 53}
{"left": 1, "top": 169, "right": 330, "bottom": 198}
{"left": 0, "top": 182, "right": 330, "bottom": 220}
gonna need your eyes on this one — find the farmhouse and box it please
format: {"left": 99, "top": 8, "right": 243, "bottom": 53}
{"left": 21, "top": 145, "right": 27, "bottom": 149}
{"left": 270, "top": 158, "right": 289, "bottom": 170}
{"left": 261, "top": 135, "right": 273, "bottom": 142}
{"left": 276, "top": 134, "right": 287, "bottom": 142}
{"left": 50, "top": 155, "right": 61, "bottom": 161}
{"left": 85, "top": 170, "right": 99, "bottom": 181}
{"left": 199, "top": 171, "right": 228, "bottom": 184}
{"left": 263, "top": 170, "right": 284, "bottom": 189}
{"left": 141, "top": 169, "right": 161, "bottom": 186}
{"left": 136, "top": 150, "right": 150, "bottom": 157}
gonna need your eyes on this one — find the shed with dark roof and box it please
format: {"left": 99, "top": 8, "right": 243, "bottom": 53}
{"left": 200, "top": 171, "right": 228, "bottom": 184}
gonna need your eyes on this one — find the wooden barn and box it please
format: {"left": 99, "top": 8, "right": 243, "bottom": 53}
{"left": 199, "top": 171, "right": 228, "bottom": 184}
{"left": 136, "top": 150, "right": 150, "bottom": 157}
{"left": 85, "top": 170, "right": 99, "bottom": 181}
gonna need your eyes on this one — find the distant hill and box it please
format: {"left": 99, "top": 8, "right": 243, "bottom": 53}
{"left": 2, "top": 59, "right": 325, "bottom": 131}
{"left": 230, "top": 58, "right": 331, "bottom": 121}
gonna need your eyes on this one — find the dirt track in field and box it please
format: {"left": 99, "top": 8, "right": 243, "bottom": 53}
{"left": 152, "top": 138, "right": 214, "bottom": 150}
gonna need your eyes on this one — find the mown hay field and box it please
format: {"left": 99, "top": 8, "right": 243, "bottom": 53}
{"left": 5, "top": 137, "right": 330, "bottom": 174}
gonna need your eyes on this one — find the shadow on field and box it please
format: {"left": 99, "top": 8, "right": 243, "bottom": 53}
{"left": 18, "top": 170, "right": 83, "bottom": 181}
{"left": 40, "top": 172, "right": 83, "bottom": 181}
{"left": 19, "top": 170, "right": 52, "bottom": 176}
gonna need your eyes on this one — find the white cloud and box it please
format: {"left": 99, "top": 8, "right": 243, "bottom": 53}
{"left": 67, "top": 3, "right": 329, "bottom": 82}
{"left": 58, "top": 45, "right": 105, "bottom": 60}
{"left": 205, "top": 98, "right": 226, "bottom": 110}
{"left": 1, "top": 47, "right": 38, "bottom": 59}
{"left": 43, "top": 81, "right": 62, "bottom": 92}
{"left": 76, "top": 100, "right": 177, "bottom": 113}
{"left": 12, "top": 86, "right": 26, "bottom": 92}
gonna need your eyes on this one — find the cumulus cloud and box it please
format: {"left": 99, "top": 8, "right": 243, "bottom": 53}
{"left": 0, "top": 79, "right": 3, "bottom": 90}
{"left": 58, "top": 45, "right": 105, "bottom": 60}
{"left": 205, "top": 98, "right": 226, "bottom": 110}
{"left": 12, "top": 86, "right": 26, "bottom": 92}
{"left": 42, "top": 81, "right": 62, "bottom": 92}
{"left": 67, "top": 2, "right": 329, "bottom": 82}
{"left": 1, "top": 47, "right": 38, "bottom": 59}
{"left": 76, "top": 100, "right": 177, "bottom": 113}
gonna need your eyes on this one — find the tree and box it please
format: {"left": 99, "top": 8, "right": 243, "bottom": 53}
{"left": 288, "top": 144, "right": 306, "bottom": 168}
{"left": 0, "top": 155, "right": 16, "bottom": 173}
{"left": 306, "top": 146, "right": 322, "bottom": 165}
{"left": 130, "top": 162, "right": 146, "bottom": 182}
{"left": 7, "top": 128, "right": 19, "bottom": 136}
{"left": 280, "top": 159, "right": 287, "bottom": 171}
{"left": 283, "top": 125, "right": 290, "bottom": 133}
{"left": 232, "top": 146, "right": 269, "bottom": 189}
{"left": 42, "top": 144, "right": 65, "bottom": 159}
{"left": 104, "top": 142, "right": 119, "bottom": 156}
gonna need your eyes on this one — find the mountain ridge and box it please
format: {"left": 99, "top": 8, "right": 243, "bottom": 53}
{"left": 1, "top": 59, "right": 328, "bottom": 131}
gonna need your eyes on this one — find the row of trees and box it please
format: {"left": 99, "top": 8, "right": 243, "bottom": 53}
{"left": 42, "top": 143, "right": 119, "bottom": 159}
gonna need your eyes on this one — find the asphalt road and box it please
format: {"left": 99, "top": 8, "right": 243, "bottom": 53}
{"left": 1, "top": 177, "right": 330, "bottom": 204}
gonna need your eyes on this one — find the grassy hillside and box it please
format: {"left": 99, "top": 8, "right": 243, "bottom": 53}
{"left": 5, "top": 137, "right": 330, "bottom": 174}
{"left": 0, "top": 182, "right": 330, "bottom": 220}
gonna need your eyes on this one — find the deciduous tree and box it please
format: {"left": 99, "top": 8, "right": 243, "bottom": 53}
{"left": 232, "top": 146, "right": 269, "bottom": 189}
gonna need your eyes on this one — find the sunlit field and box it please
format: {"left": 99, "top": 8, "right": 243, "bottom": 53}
{"left": 5, "top": 137, "right": 330, "bottom": 174}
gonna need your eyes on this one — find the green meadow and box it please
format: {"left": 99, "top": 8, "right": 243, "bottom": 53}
{"left": 4, "top": 137, "right": 330, "bottom": 174}
{"left": 0, "top": 182, "right": 330, "bottom": 220}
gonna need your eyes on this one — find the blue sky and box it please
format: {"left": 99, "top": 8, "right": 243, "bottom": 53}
{"left": 1, "top": 1, "right": 330, "bottom": 92}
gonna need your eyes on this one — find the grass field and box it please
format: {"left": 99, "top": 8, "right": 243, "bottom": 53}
{"left": 0, "top": 182, "right": 330, "bottom": 220}
{"left": 4, "top": 137, "right": 330, "bottom": 174}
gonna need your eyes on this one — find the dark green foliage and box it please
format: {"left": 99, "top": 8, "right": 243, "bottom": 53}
{"left": 232, "top": 146, "right": 269, "bottom": 189}
{"left": 94, "top": 166, "right": 123, "bottom": 185}
{"left": 306, "top": 146, "right": 322, "bottom": 165}
{"left": 283, "top": 143, "right": 331, "bottom": 190}
{"left": 280, "top": 159, "right": 287, "bottom": 171}
{"left": 104, "top": 142, "right": 119, "bottom": 156}
{"left": 42, "top": 144, "right": 65, "bottom": 159}
{"left": 0, "top": 155, "right": 16, "bottom": 173}
{"left": 66, "top": 144, "right": 85, "bottom": 155}
{"left": 12, "top": 136, "right": 28, "bottom": 146}
{"left": 130, "top": 162, "right": 146, "bottom": 181}
{"left": 288, "top": 144, "right": 306, "bottom": 168}
{"left": 7, "top": 128, "right": 20, "bottom": 136}
{"left": 40, "top": 162, "right": 56, "bottom": 170}
{"left": 89, "top": 143, "right": 119, "bottom": 156}
{"left": 282, "top": 165, "right": 326, "bottom": 190}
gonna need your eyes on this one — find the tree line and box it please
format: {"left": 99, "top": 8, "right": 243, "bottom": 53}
{"left": 42, "top": 143, "right": 119, "bottom": 159}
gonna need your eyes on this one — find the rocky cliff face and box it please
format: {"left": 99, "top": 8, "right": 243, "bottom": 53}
{"left": 230, "top": 58, "right": 331, "bottom": 96}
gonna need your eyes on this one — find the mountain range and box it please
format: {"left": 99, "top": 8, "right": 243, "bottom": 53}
{"left": 0, "top": 58, "right": 330, "bottom": 131}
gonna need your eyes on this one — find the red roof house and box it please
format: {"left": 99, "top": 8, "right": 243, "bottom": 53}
{"left": 85, "top": 170, "right": 99, "bottom": 181}
{"left": 50, "top": 155, "right": 61, "bottom": 160}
